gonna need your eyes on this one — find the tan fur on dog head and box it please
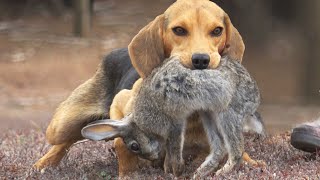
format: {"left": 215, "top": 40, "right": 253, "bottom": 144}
{"left": 129, "top": 0, "right": 245, "bottom": 78}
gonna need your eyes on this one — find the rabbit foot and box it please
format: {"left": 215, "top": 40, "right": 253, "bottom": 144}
{"left": 172, "top": 160, "right": 185, "bottom": 177}
{"left": 164, "top": 156, "right": 184, "bottom": 177}
{"left": 215, "top": 158, "right": 240, "bottom": 176}
{"left": 192, "top": 157, "right": 220, "bottom": 179}
{"left": 164, "top": 156, "right": 172, "bottom": 174}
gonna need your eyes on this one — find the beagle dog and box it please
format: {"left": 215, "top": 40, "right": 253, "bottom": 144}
{"left": 34, "top": 0, "right": 263, "bottom": 177}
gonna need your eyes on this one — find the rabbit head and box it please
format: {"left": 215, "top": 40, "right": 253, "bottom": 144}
{"left": 81, "top": 115, "right": 164, "bottom": 161}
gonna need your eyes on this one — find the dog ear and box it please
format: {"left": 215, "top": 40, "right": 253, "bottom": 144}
{"left": 81, "top": 119, "right": 130, "bottom": 141}
{"left": 128, "top": 15, "right": 165, "bottom": 78}
{"left": 222, "top": 14, "right": 245, "bottom": 62}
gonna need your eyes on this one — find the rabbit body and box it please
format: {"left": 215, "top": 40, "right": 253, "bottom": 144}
{"left": 131, "top": 56, "right": 260, "bottom": 176}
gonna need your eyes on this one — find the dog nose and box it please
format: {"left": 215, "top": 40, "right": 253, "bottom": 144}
{"left": 192, "top": 53, "right": 210, "bottom": 69}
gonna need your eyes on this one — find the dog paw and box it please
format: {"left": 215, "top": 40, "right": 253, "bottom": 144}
{"left": 242, "top": 152, "right": 266, "bottom": 167}
{"left": 33, "top": 160, "right": 48, "bottom": 172}
{"left": 33, "top": 155, "right": 61, "bottom": 172}
{"left": 250, "top": 159, "right": 267, "bottom": 167}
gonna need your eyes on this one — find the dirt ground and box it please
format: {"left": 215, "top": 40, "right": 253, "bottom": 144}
{"left": 1, "top": 130, "right": 319, "bottom": 179}
{"left": 0, "top": 0, "right": 320, "bottom": 179}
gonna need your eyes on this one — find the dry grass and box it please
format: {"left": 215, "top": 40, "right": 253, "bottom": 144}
{"left": 1, "top": 130, "right": 319, "bottom": 179}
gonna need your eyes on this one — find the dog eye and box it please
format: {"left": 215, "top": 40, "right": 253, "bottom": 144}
{"left": 211, "top": 27, "right": 223, "bottom": 37}
{"left": 130, "top": 142, "right": 140, "bottom": 152}
{"left": 172, "top": 27, "right": 188, "bottom": 36}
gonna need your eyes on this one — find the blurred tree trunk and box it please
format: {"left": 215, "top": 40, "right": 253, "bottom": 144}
{"left": 303, "top": 1, "right": 320, "bottom": 104}
{"left": 73, "top": 0, "right": 92, "bottom": 37}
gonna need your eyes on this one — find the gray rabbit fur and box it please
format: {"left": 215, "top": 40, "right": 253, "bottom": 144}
{"left": 82, "top": 56, "right": 262, "bottom": 178}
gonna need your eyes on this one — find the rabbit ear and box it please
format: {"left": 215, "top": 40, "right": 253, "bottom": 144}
{"left": 81, "top": 119, "right": 130, "bottom": 141}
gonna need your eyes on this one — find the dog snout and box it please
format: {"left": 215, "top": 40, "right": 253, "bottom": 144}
{"left": 192, "top": 53, "right": 210, "bottom": 70}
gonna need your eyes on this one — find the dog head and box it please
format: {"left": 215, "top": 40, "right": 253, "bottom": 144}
{"left": 128, "top": 0, "right": 245, "bottom": 78}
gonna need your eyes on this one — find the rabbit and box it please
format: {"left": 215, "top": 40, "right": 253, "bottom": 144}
{"left": 81, "top": 55, "right": 262, "bottom": 178}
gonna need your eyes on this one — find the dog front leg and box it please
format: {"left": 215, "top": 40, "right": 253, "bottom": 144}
{"left": 33, "top": 141, "right": 74, "bottom": 171}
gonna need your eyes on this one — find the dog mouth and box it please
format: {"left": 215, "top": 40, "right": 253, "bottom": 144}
{"left": 168, "top": 53, "right": 221, "bottom": 70}
{"left": 166, "top": 54, "right": 193, "bottom": 70}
